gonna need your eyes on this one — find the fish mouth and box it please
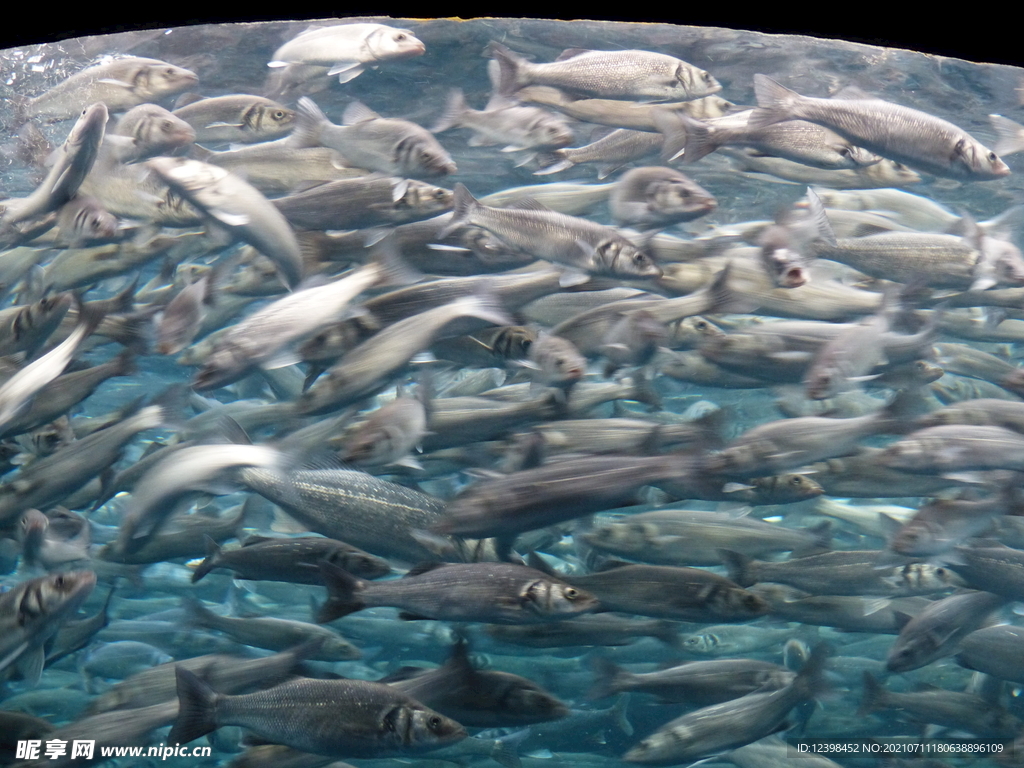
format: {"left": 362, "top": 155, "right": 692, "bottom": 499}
{"left": 781, "top": 266, "right": 808, "bottom": 288}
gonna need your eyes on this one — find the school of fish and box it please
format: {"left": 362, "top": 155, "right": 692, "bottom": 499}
{"left": 3, "top": 14, "right": 1024, "bottom": 768}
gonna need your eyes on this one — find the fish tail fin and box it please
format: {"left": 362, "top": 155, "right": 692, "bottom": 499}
{"left": 438, "top": 183, "right": 480, "bottom": 239}
{"left": 653, "top": 619, "right": 681, "bottom": 647}
{"left": 856, "top": 671, "right": 888, "bottom": 717}
{"left": 369, "top": 231, "right": 422, "bottom": 288}
{"left": 793, "top": 520, "right": 833, "bottom": 557}
{"left": 588, "top": 656, "right": 629, "bottom": 700}
{"left": 717, "top": 548, "right": 755, "bottom": 587}
{"left": 432, "top": 89, "right": 468, "bottom": 133}
{"left": 805, "top": 187, "right": 838, "bottom": 246}
{"left": 290, "top": 97, "right": 328, "bottom": 149}
{"left": 653, "top": 108, "right": 716, "bottom": 164}
{"left": 629, "top": 371, "right": 662, "bottom": 410}
{"left": 316, "top": 561, "right": 366, "bottom": 622}
{"left": 190, "top": 535, "right": 221, "bottom": 583}
{"left": 485, "top": 42, "right": 528, "bottom": 91}
{"left": 611, "top": 693, "right": 633, "bottom": 736}
{"left": 169, "top": 667, "right": 220, "bottom": 745}
{"left": 491, "top": 730, "right": 527, "bottom": 768}
{"left": 990, "top": 114, "right": 1024, "bottom": 158}
{"left": 794, "top": 642, "right": 833, "bottom": 701}
{"left": 707, "top": 262, "right": 760, "bottom": 314}
{"left": 748, "top": 74, "right": 802, "bottom": 130}
{"left": 459, "top": 288, "right": 516, "bottom": 330}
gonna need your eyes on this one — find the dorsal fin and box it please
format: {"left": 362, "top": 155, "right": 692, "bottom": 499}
{"left": 556, "top": 48, "right": 593, "bottom": 61}
{"left": 832, "top": 85, "right": 874, "bottom": 100}
{"left": 404, "top": 561, "right": 447, "bottom": 578}
{"left": 342, "top": 101, "right": 380, "bottom": 126}
{"left": 505, "top": 197, "right": 554, "bottom": 213}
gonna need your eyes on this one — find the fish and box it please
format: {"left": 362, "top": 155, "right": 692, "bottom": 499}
{"left": 170, "top": 669, "right": 466, "bottom": 756}
{"left": 291, "top": 97, "right": 457, "bottom": 177}
{"left": 318, "top": 560, "right": 600, "bottom": 624}
{"left": 488, "top": 43, "right": 721, "bottom": 102}
{"left": 146, "top": 156, "right": 304, "bottom": 289}
{"left": 608, "top": 166, "right": 717, "bottom": 229}
{"left": 886, "top": 590, "right": 1005, "bottom": 672}
{"left": 432, "top": 88, "right": 575, "bottom": 152}
{"left": 750, "top": 75, "right": 1010, "bottom": 180}
{"left": 0, "top": 570, "right": 96, "bottom": 685}
{"left": 622, "top": 644, "right": 831, "bottom": 764}
{"left": 269, "top": 23, "right": 426, "bottom": 82}
{"left": 443, "top": 183, "right": 661, "bottom": 285}
{"left": 0, "top": 103, "right": 108, "bottom": 232}
{"left": 172, "top": 94, "right": 296, "bottom": 144}
{"left": 589, "top": 656, "right": 795, "bottom": 703}
{"left": 191, "top": 533, "right": 391, "bottom": 583}
{"left": 384, "top": 639, "right": 569, "bottom": 727}
{"left": 112, "top": 103, "right": 196, "bottom": 161}
{"left": 21, "top": 57, "right": 198, "bottom": 122}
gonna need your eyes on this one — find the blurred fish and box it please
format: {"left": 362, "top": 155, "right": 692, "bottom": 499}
{"left": 21, "top": 57, "right": 198, "bottom": 122}
{"left": 269, "top": 23, "right": 426, "bottom": 82}
{"left": 0, "top": 570, "right": 96, "bottom": 685}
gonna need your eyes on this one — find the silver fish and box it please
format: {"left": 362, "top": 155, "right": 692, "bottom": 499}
{"left": 146, "top": 157, "right": 303, "bottom": 288}
{"left": 173, "top": 94, "right": 296, "bottom": 144}
{"left": 750, "top": 75, "right": 1010, "bottom": 180}
{"left": 269, "top": 23, "right": 426, "bottom": 82}
{"left": 489, "top": 43, "right": 721, "bottom": 102}
{"left": 292, "top": 97, "right": 456, "bottom": 178}
{"left": 22, "top": 57, "right": 198, "bottom": 122}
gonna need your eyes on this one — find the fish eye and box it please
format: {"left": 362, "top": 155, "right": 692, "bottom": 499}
{"left": 274, "top": 110, "right": 287, "bottom": 119}
{"left": 54, "top": 575, "right": 65, "bottom": 588}
{"left": 564, "top": 587, "right": 579, "bottom": 600}
{"left": 427, "top": 715, "right": 442, "bottom": 730}
{"left": 633, "top": 253, "right": 646, "bottom": 263}
{"left": 164, "top": 67, "right": 175, "bottom": 75}
{"left": 433, "top": 189, "right": 446, "bottom": 199}
{"left": 396, "top": 33, "right": 407, "bottom": 41}
{"left": 789, "top": 476, "right": 802, "bottom": 485}
{"left": 989, "top": 151, "right": 998, "bottom": 162}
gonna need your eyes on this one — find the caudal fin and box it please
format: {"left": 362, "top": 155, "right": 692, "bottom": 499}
{"left": 748, "top": 75, "right": 803, "bottom": 131}
{"left": 316, "top": 561, "right": 366, "bottom": 622}
{"left": 168, "top": 667, "right": 220, "bottom": 744}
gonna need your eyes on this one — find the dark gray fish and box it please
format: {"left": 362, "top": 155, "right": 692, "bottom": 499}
{"left": 443, "top": 183, "right": 661, "bottom": 285}
{"left": 318, "top": 560, "right": 600, "bottom": 624}
{"left": 859, "top": 672, "right": 1020, "bottom": 737}
{"left": 385, "top": 639, "right": 569, "bottom": 727}
{"left": 956, "top": 624, "right": 1024, "bottom": 684}
{"left": 192, "top": 533, "right": 391, "bottom": 583}
{"left": 589, "top": 656, "right": 795, "bottom": 703}
{"left": 555, "top": 559, "right": 768, "bottom": 622}
{"left": 886, "top": 590, "right": 1004, "bottom": 672}
{"left": 170, "top": 670, "right": 467, "bottom": 757}
{"left": 623, "top": 644, "right": 830, "bottom": 764}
